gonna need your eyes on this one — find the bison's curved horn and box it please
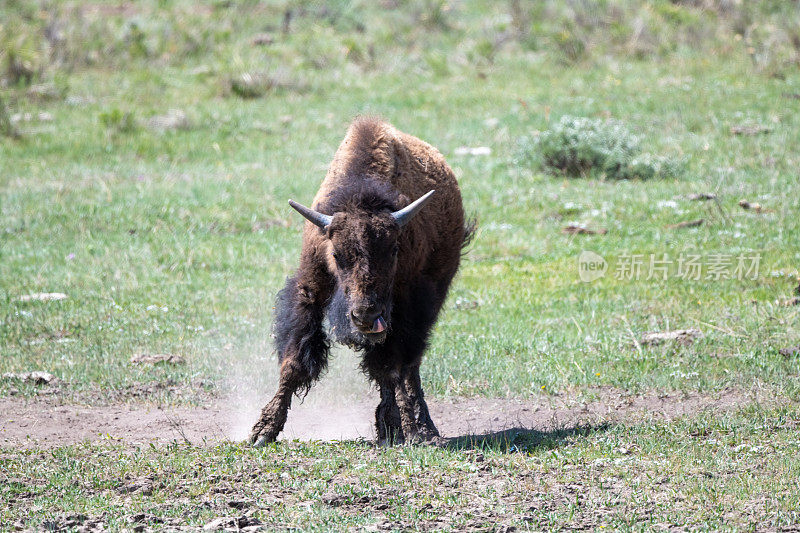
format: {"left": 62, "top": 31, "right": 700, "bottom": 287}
{"left": 288, "top": 200, "right": 332, "bottom": 229}
{"left": 392, "top": 190, "right": 435, "bottom": 228}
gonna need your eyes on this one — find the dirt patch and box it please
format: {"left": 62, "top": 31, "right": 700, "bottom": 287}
{"left": 0, "top": 387, "right": 764, "bottom": 448}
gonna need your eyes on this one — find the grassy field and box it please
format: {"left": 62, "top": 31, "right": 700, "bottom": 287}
{"left": 2, "top": 1, "right": 800, "bottom": 530}
{"left": 3, "top": 404, "right": 800, "bottom": 530}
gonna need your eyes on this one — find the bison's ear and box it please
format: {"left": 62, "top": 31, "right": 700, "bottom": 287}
{"left": 325, "top": 213, "right": 344, "bottom": 239}
{"left": 288, "top": 199, "right": 332, "bottom": 229}
{"left": 391, "top": 190, "right": 435, "bottom": 228}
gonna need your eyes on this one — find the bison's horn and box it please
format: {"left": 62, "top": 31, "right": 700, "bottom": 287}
{"left": 288, "top": 200, "right": 333, "bottom": 229}
{"left": 392, "top": 190, "right": 435, "bottom": 228}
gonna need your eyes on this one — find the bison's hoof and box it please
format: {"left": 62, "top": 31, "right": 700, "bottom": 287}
{"left": 251, "top": 434, "right": 271, "bottom": 448}
{"left": 249, "top": 426, "right": 279, "bottom": 447}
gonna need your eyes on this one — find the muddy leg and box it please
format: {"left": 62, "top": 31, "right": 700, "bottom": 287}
{"left": 249, "top": 358, "right": 308, "bottom": 447}
{"left": 404, "top": 367, "right": 439, "bottom": 440}
{"left": 375, "top": 382, "right": 403, "bottom": 445}
{"left": 391, "top": 373, "right": 420, "bottom": 443}
{"left": 250, "top": 268, "right": 332, "bottom": 447}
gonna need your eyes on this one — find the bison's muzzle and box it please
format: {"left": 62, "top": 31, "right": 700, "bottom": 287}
{"left": 351, "top": 306, "right": 387, "bottom": 335}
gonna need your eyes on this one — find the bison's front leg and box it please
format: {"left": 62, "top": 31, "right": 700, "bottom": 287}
{"left": 376, "top": 370, "right": 440, "bottom": 446}
{"left": 250, "top": 269, "right": 332, "bottom": 447}
{"left": 375, "top": 382, "right": 403, "bottom": 445}
{"left": 390, "top": 371, "right": 421, "bottom": 443}
{"left": 249, "top": 357, "right": 308, "bottom": 446}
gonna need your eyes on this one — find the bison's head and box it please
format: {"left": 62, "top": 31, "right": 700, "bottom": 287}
{"left": 288, "top": 189, "right": 435, "bottom": 344}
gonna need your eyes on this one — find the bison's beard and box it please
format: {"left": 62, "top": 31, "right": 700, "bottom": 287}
{"left": 326, "top": 286, "right": 391, "bottom": 349}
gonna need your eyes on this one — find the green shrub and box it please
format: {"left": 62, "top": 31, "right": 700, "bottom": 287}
{"left": 523, "top": 115, "right": 683, "bottom": 180}
{"left": 623, "top": 153, "right": 684, "bottom": 180}
{"left": 99, "top": 108, "right": 138, "bottom": 134}
{"left": 0, "top": 16, "right": 47, "bottom": 86}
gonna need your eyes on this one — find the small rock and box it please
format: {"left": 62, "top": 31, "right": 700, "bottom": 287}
{"left": 65, "top": 95, "right": 95, "bottom": 106}
{"left": 189, "top": 65, "right": 213, "bottom": 76}
{"left": 251, "top": 33, "right": 275, "bottom": 46}
{"left": 738, "top": 199, "right": 763, "bottom": 213}
{"left": 10, "top": 112, "right": 53, "bottom": 123}
{"left": 146, "top": 109, "right": 190, "bottom": 132}
{"left": 453, "top": 298, "right": 480, "bottom": 310}
{"left": 562, "top": 224, "right": 607, "bottom": 235}
{"left": 730, "top": 124, "right": 772, "bottom": 135}
{"left": 686, "top": 192, "right": 717, "bottom": 201}
{"left": 2, "top": 371, "right": 57, "bottom": 385}
{"left": 26, "top": 83, "right": 65, "bottom": 101}
{"left": 779, "top": 346, "right": 799, "bottom": 358}
{"left": 229, "top": 71, "right": 288, "bottom": 98}
{"left": 454, "top": 146, "right": 491, "bottom": 156}
{"left": 640, "top": 329, "right": 703, "bottom": 346}
{"left": 130, "top": 353, "right": 185, "bottom": 365}
{"left": 17, "top": 292, "right": 67, "bottom": 302}
{"left": 666, "top": 218, "right": 704, "bottom": 229}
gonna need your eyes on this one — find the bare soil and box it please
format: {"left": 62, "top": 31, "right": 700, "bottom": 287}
{"left": 0, "top": 387, "right": 759, "bottom": 448}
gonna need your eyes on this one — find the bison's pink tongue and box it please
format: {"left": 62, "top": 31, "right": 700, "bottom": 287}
{"left": 371, "top": 316, "right": 387, "bottom": 333}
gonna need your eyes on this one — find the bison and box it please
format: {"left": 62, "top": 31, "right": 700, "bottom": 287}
{"left": 249, "top": 117, "right": 473, "bottom": 446}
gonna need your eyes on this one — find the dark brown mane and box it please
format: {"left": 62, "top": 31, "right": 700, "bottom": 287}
{"left": 317, "top": 174, "right": 403, "bottom": 216}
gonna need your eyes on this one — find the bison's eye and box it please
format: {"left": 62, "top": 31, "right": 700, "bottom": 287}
{"left": 332, "top": 251, "right": 344, "bottom": 265}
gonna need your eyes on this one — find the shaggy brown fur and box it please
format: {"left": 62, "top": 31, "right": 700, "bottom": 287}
{"left": 250, "top": 117, "right": 473, "bottom": 446}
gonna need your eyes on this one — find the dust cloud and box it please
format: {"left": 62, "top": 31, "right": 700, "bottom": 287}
{"left": 218, "top": 339, "right": 376, "bottom": 443}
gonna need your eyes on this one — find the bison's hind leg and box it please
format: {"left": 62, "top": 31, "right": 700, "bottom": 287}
{"left": 404, "top": 366, "right": 440, "bottom": 441}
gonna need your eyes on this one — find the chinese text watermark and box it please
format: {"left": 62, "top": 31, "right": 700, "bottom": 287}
{"left": 578, "top": 251, "right": 761, "bottom": 282}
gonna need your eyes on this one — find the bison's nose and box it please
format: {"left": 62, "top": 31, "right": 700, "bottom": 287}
{"left": 351, "top": 305, "right": 382, "bottom": 330}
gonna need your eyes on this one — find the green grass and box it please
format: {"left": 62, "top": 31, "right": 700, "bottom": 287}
{"left": 2, "top": 51, "right": 798, "bottom": 399}
{"left": 2, "top": 404, "right": 799, "bottom": 530}
{"left": 2, "top": 0, "right": 800, "bottom": 529}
